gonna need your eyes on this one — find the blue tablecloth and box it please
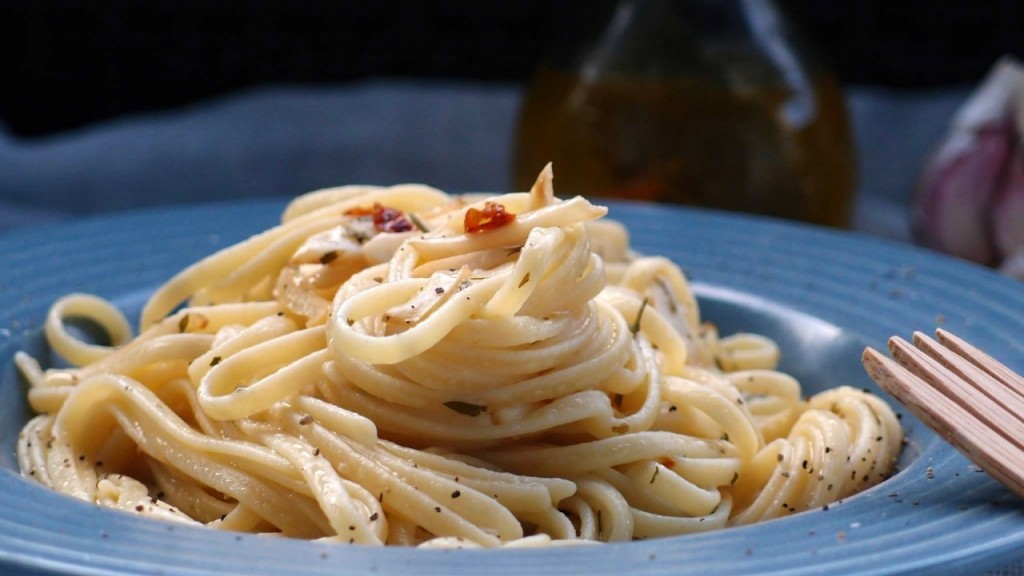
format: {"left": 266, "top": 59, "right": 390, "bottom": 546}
{"left": 0, "top": 80, "right": 970, "bottom": 243}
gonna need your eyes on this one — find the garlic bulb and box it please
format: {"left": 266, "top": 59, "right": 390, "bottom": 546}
{"left": 912, "top": 57, "right": 1024, "bottom": 279}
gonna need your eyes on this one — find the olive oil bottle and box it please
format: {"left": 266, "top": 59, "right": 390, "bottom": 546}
{"left": 513, "top": 0, "right": 855, "bottom": 228}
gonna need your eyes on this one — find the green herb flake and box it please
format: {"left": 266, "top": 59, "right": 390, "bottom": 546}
{"left": 630, "top": 297, "right": 649, "bottom": 335}
{"left": 409, "top": 213, "right": 430, "bottom": 233}
{"left": 444, "top": 401, "right": 487, "bottom": 417}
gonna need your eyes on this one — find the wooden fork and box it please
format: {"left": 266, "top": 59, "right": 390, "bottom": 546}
{"left": 862, "top": 328, "right": 1024, "bottom": 499}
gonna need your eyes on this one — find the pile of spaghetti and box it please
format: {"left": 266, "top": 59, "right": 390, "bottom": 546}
{"left": 16, "top": 166, "right": 902, "bottom": 547}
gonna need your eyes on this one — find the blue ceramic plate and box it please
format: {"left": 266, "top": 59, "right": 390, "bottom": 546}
{"left": 1, "top": 199, "right": 1023, "bottom": 575}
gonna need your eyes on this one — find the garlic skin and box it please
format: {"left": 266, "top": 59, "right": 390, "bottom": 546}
{"left": 991, "top": 151, "right": 1024, "bottom": 265}
{"left": 912, "top": 57, "right": 1024, "bottom": 278}
{"left": 913, "top": 122, "right": 1012, "bottom": 265}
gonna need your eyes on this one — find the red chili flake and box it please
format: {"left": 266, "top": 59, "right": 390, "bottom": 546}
{"left": 345, "top": 203, "right": 414, "bottom": 233}
{"left": 343, "top": 205, "right": 375, "bottom": 217}
{"left": 464, "top": 201, "right": 515, "bottom": 234}
{"left": 373, "top": 204, "right": 413, "bottom": 233}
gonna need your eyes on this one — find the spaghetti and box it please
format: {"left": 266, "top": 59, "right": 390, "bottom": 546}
{"left": 15, "top": 165, "right": 902, "bottom": 547}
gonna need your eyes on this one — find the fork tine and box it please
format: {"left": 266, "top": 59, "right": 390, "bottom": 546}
{"left": 935, "top": 328, "right": 1024, "bottom": 397}
{"left": 891, "top": 334, "right": 1024, "bottom": 453}
{"left": 863, "top": 345, "right": 1024, "bottom": 498}
{"left": 913, "top": 330, "right": 1024, "bottom": 424}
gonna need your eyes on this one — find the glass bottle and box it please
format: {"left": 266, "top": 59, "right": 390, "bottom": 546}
{"left": 512, "top": 0, "right": 856, "bottom": 228}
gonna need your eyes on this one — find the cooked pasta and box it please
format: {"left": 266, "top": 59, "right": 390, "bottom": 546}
{"left": 15, "top": 165, "right": 903, "bottom": 547}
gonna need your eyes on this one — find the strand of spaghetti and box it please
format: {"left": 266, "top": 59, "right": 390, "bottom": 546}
{"left": 94, "top": 473, "right": 199, "bottom": 524}
{"left": 280, "top": 183, "right": 452, "bottom": 223}
{"left": 328, "top": 274, "right": 504, "bottom": 365}
{"left": 479, "top": 224, "right": 604, "bottom": 320}
{"left": 112, "top": 302, "right": 285, "bottom": 372}
{"left": 514, "top": 231, "right": 605, "bottom": 319}
{"left": 26, "top": 384, "right": 75, "bottom": 414}
{"left": 631, "top": 492, "right": 733, "bottom": 539}
{"left": 16, "top": 415, "right": 55, "bottom": 487}
{"left": 187, "top": 313, "right": 299, "bottom": 383}
{"left": 388, "top": 311, "right": 598, "bottom": 392}
{"left": 146, "top": 457, "right": 235, "bottom": 522}
{"left": 619, "top": 460, "right": 721, "bottom": 516}
{"left": 598, "top": 286, "right": 690, "bottom": 375}
{"left": 142, "top": 441, "right": 329, "bottom": 537}
{"left": 142, "top": 217, "right": 341, "bottom": 326}
{"left": 809, "top": 388, "right": 903, "bottom": 487}
{"left": 356, "top": 443, "right": 530, "bottom": 543}
{"left": 580, "top": 335, "right": 662, "bottom": 438}
{"left": 380, "top": 443, "right": 577, "bottom": 510}
{"left": 13, "top": 352, "right": 46, "bottom": 387}
{"left": 51, "top": 375, "right": 332, "bottom": 535}
{"left": 142, "top": 186, "right": 451, "bottom": 326}
{"left": 151, "top": 302, "right": 284, "bottom": 337}
{"left": 480, "top": 432, "right": 733, "bottom": 477}
{"left": 43, "top": 416, "right": 100, "bottom": 500}
{"left": 479, "top": 226, "right": 571, "bottom": 318}
{"left": 157, "top": 381, "right": 253, "bottom": 457}
{"left": 281, "top": 185, "right": 383, "bottom": 221}
{"left": 619, "top": 256, "right": 701, "bottom": 347}
{"left": 668, "top": 455, "right": 740, "bottom": 487}
{"left": 335, "top": 299, "right": 630, "bottom": 409}
{"left": 726, "top": 370, "right": 803, "bottom": 442}
{"left": 590, "top": 467, "right": 681, "bottom": 516}
{"left": 796, "top": 421, "right": 840, "bottom": 508}
{"left": 588, "top": 464, "right": 729, "bottom": 524}
{"left": 557, "top": 495, "right": 595, "bottom": 539}
{"left": 661, "top": 376, "right": 761, "bottom": 462}
{"left": 729, "top": 413, "right": 842, "bottom": 524}
{"left": 399, "top": 196, "right": 606, "bottom": 265}
{"left": 572, "top": 477, "right": 633, "bottom": 541}
{"left": 293, "top": 395, "right": 378, "bottom": 448}
{"left": 728, "top": 438, "right": 783, "bottom": 514}
{"left": 527, "top": 162, "right": 556, "bottom": 210}
{"left": 715, "top": 333, "right": 780, "bottom": 371}
{"left": 75, "top": 333, "right": 213, "bottom": 382}
{"left": 190, "top": 216, "right": 352, "bottom": 308}
{"left": 216, "top": 504, "right": 271, "bottom": 532}
{"left": 252, "top": 422, "right": 385, "bottom": 544}
{"left": 54, "top": 375, "right": 297, "bottom": 487}
{"left": 321, "top": 386, "right": 623, "bottom": 446}
{"left": 410, "top": 245, "right": 519, "bottom": 279}
{"left": 44, "top": 293, "right": 134, "bottom": 365}
{"left": 292, "top": 418, "right": 514, "bottom": 546}
{"left": 198, "top": 328, "right": 329, "bottom": 420}
{"left": 443, "top": 313, "right": 579, "bottom": 347}
{"left": 90, "top": 427, "right": 140, "bottom": 477}
{"left": 589, "top": 463, "right": 734, "bottom": 538}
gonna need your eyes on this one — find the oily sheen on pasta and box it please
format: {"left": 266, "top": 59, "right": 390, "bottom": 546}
{"left": 15, "top": 165, "right": 903, "bottom": 547}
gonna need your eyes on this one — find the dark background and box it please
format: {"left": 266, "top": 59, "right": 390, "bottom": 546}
{"left": 3, "top": 0, "right": 1023, "bottom": 137}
